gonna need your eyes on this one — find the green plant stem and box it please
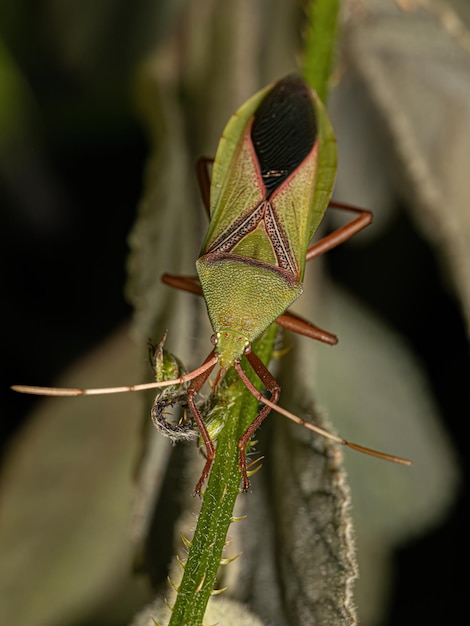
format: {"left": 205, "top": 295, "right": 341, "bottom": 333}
{"left": 303, "top": 0, "right": 340, "bottom": 102}
{"left": 168, "top": 325, "right": 277, "bottom": 625}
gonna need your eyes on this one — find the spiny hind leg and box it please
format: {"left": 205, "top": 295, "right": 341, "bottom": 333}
{"left": 186, "top": 351, "right": 217, "bottom": 495}
{"left": 235, "top": 350, "right": 281, "bottom": 491}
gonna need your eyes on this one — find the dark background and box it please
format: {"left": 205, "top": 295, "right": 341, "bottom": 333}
{"left": 1, "top": 4, "right": 467, "bottom": 626}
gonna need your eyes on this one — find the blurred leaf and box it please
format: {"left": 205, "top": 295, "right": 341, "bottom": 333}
{"left": 336, "top": 0, "right": 470, "bottom": 333}
{"left": 0, "top": 326, "right": 154, "bottom": 626}
{"left": 0, "top": 38, "right": 36, "bottom": 143}
{"left": 296, "top": 279, "right": 459, "bottom": 625}
{"left": 19, "top": 0, "right": 181, "bottom": 87}
{"left": 325, "top": 8, "right": 467, "bottom": 617}
{"left": 254, "top": 416, "right": 357, "bottom": 626}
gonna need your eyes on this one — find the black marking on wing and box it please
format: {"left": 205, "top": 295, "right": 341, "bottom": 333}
{"left": 251, "top": 76, "right": 317, "bottom": 197}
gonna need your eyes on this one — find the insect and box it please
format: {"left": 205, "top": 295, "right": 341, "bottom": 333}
{"left": 12, "top": 76, "right": 411, "bottom": 494}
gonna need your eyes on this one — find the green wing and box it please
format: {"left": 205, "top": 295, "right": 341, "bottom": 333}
{"left": 200, "top": 78, "right": 337, "bottom": 281}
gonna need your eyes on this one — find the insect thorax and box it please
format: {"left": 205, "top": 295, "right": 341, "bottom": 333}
{"left": 196, "top": 252, "right": 302, "bottom": 364}
{"left": 212, "top": 330, "right": 250, "bottom": 369}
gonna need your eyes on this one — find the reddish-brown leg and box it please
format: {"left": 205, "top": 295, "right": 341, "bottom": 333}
{"left": 306, "top": 201, "right": 372, "bottom": 261}
{"left": 161, "top": 273, "right": 203, "bottom": 296}
{"left": 274, "top": 202, "right": 371, "bottom": 343}
{"left": 275, "top": 310, "right": 338, "bottom": 345}
{"left": 196, "top": 157, "right": 214, "bottom": 217}
{"left": 159, "top": 157, "right": 212, "bottom": 298}
{"left": 235, "top": 350, "right": 281, "bottom": 491}
{"left": 185, "top": 350, "right": 218, "bottom": 495}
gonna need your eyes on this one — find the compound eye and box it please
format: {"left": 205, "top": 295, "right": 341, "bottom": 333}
{"left": 210, "top": 333, "right": 219, "bottom": 346}
{"left": 243, "top": 343, "right": 252, "bottom": 355}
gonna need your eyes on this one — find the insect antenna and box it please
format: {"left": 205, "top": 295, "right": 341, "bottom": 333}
{"left": 235, "top": 360, "right": 412, "bottom": 467}
{"left": 11, "top": 354, "right": 219, "bottom": 397}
